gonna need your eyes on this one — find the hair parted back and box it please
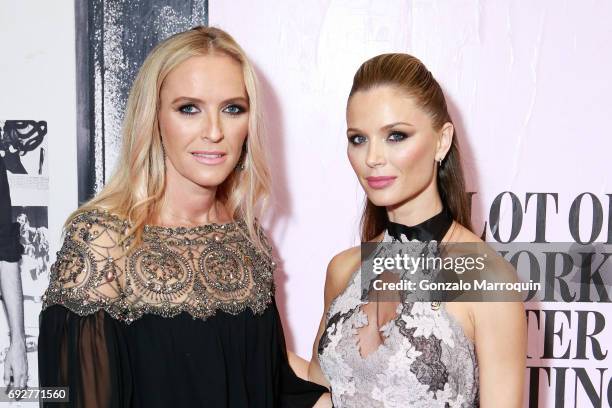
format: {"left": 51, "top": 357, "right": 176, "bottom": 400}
{"left": 69, "top": 26, "right": 271, "bottom": 252}
{"left": 349, "top": 53, "right": 472, "bottom": 241}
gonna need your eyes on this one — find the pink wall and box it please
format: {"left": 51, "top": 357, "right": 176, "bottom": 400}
{"left": 210, "top": 1, "right": 611, "bottom": 406}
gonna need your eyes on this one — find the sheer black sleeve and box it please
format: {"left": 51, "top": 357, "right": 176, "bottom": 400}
{"left": 38, "top": 211, "right": 131, "bottom": 407}
{"left": 271, "top": 299, "right": 329, "bottom": 407}
{"left": 38, "top": 305, "right": 132, "bottom": 407}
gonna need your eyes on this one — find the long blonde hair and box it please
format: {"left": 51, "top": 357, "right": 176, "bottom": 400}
{"left": 349, "top": 53, "right": 472, "bottom": 241}
{"left": 69, "top": 26, "right": 271, "bottom": 252}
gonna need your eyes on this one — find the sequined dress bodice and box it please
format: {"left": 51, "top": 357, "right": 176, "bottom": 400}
{"left": 41, "top": 208, "right": 274, "bottom": 323}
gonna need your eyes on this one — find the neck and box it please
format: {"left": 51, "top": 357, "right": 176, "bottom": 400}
{"left": 386, "top": 184, "right": 444, "bottom": 226}
{"left": 156, "top": 162, "right": 229, "bottom": 227}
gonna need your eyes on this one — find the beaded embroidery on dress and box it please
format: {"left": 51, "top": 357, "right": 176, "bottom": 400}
{"left": 318, "top": 210, "right": 479, "bottom": 407}
{"left": 41, "top": 208, "right": 275, "bottom": 324}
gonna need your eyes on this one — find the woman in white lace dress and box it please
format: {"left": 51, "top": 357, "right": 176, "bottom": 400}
{"left": 308, "top": 53, "right": 526, "bottom": 407}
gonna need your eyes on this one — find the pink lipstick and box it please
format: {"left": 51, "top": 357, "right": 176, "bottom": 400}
{"left": 191, "top": 150, "right": 227, "bottom": 165}
{"left": 366, "top": 176, "right": 396, "bottom": 189}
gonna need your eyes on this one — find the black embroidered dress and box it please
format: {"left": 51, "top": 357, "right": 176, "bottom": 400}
{"left": 38, "top": 209, "right": 326, "bottom": 407}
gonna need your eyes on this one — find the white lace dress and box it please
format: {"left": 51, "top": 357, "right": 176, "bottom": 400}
{"left": 317, "top": 230, "right": 479, "bottom": 407}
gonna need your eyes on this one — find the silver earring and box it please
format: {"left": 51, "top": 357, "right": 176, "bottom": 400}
{"left": 437, "top": 158, "right": 442, "bottom": 167}
{"left": 235, "top": 154, "right": 245, "bottom": 171}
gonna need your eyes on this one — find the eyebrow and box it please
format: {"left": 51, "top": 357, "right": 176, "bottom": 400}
{"left": 347, "top": 121, "right": 414, "bottom": 134}
{"left": 170, "top": 96, "right": 249, "bottom": 105}
{"left": 381, "top": 121, "right": 414, "bottom": 130}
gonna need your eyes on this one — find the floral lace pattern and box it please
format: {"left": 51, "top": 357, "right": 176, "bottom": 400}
{"left": 318, "top": 231, "right": 479, "bottom": 407}
{"left": 41, "top": 208, "right": 275, "bottom": 324}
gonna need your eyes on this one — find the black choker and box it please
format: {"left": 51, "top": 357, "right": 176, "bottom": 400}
{"left": 387, "top": 207, "right": 453, "bottom": 242}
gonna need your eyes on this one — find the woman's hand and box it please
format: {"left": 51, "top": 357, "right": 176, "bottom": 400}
{"left": 4, "top": 338, "right": 28, "bottom": 389}
{"left": 0, "top": 260, "right": 28, "bottom": 390}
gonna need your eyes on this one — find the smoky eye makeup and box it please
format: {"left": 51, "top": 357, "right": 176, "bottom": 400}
{"left": 347, "top": 134, "right": 367, "bottom": 145}
{"left": 222, "top": 103, "right": 248, "bottom": 115}
{"left": 387, "top": 131, "right": 410, "bottom": 142}
{"left": 178, "top": 104, "right": 200, "bottom": 115}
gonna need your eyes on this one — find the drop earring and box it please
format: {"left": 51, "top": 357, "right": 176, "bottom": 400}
{"left": 235, "top": 143, "right": 247, "bottom": 171}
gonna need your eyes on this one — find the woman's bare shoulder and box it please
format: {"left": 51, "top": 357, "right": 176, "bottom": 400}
{"left": 324, "top": 246, "right": 360, "bottom": 302}
{"left": 448, "top": 221, "right": 482, "bottom": 243}
{"left": 323, "top": 233, "right": 384, "bottom": 307}
{"left": 448, "top": 221, "right": 524, "bottom": 316}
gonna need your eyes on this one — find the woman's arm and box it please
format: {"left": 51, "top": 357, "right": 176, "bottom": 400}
{"left": 473, "top": 300, "right": 527, "bottom": 407}
{"left": 288, "top": 351, "right": 310, "bottom": 380}
{"left": 312, "top": 392, "right": 333, "bottom": 407}
{"left": 38, "top": 210, "right": 130, "bottom": 407}
{"left": 288, "top": 352, "right": 332, "bottom": 408}
{"left": 0, "top": 260, "right": 27, "bottom": 389}
{"left": 0, "top": 156, "right": 28, "bottom": 389}
{"left": 308, "top": 247, "right": 360, "bottom": 388}
{"left": 308, "top": 313, "right": 331, "bottom": 387}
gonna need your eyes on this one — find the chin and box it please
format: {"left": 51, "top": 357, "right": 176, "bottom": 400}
{"left": 365, "top": 192, "right": 398, "bottom": 207}
{"left": 366, "top": 186, "right": 417, "bottom": 208}
{"left": 191, "top": 174, "right": 232, "bottom": 188}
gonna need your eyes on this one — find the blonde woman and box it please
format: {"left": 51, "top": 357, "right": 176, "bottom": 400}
{"left": 38, "top": 27, "right": 328, "bottom": 407}
{"left": 309, "top": 54, "right": 526, "bottom": 407}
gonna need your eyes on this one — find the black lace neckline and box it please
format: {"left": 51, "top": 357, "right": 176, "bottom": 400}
{"left": 387, "top": 206, "right": 453, "bottom": 242}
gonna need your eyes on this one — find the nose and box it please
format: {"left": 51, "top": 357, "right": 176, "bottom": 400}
{"left": 365, "top": 139, "right": 385, "bottom": 168}
{"left": 202, "top": 111, "right": 224, "bottom": 142}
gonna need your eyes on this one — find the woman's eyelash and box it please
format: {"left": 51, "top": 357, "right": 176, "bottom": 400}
{"left": 223, "top": 104, "right": 247, "bottom": 115}
{"left": 388, "top": 131, "right": 409, "bottom": 142}
{"left": 348, "top": 135, "right": 367, "bottom": 145}
{"left": 177, "top": 104, "right": 247, "bottom": 116}
{"left": 178, "top": 104, "right": 199, "bottom": 115}
{"left": 348, "top": 131, "right": 409, "bottom": 145}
